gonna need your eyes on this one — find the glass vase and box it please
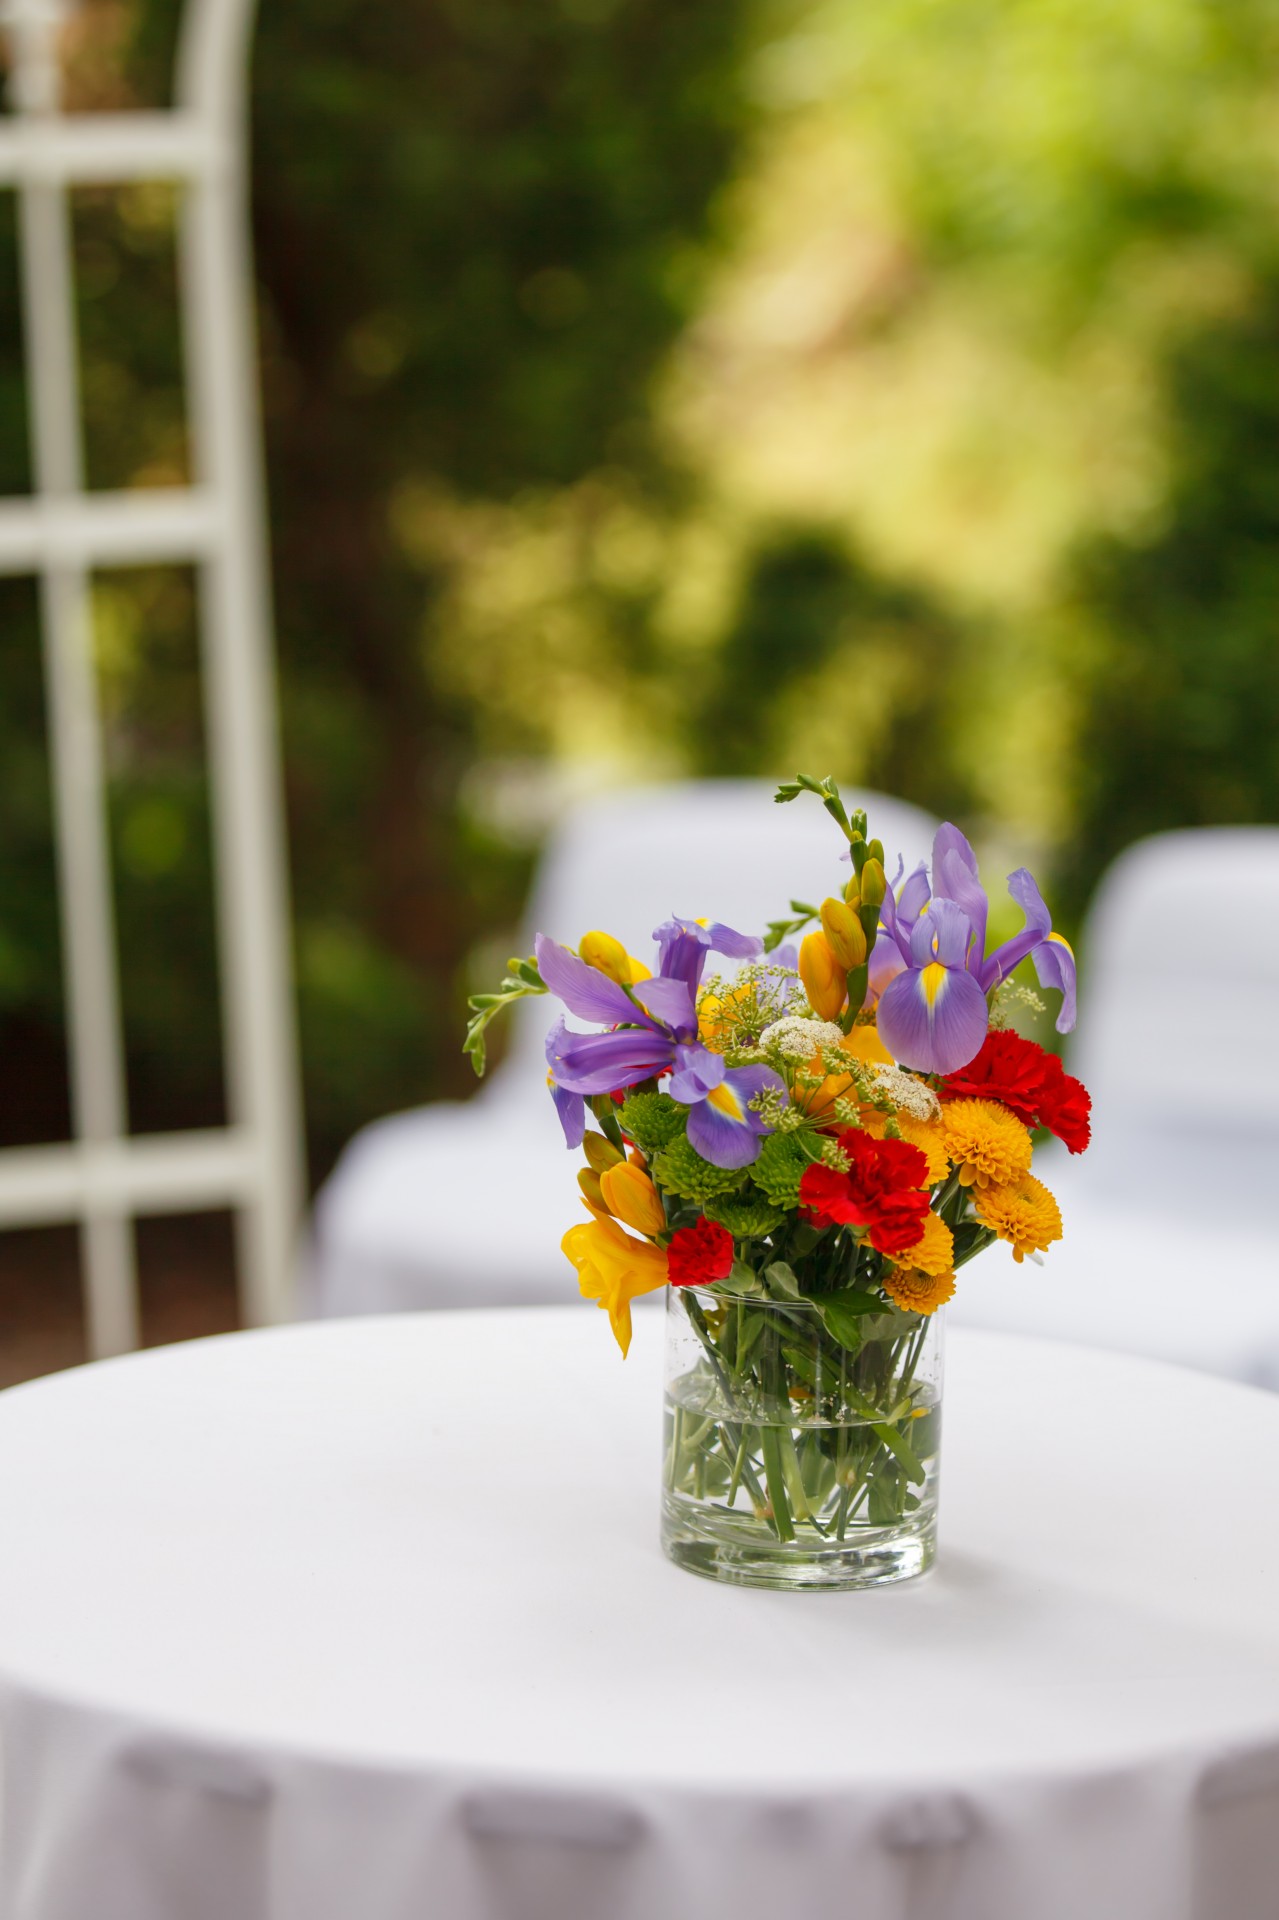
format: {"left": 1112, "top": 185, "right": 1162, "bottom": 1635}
{"left": 661, "top": 1285, "right": 943, "bottom": 1590}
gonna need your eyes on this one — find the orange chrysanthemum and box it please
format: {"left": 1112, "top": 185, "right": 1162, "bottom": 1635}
{"left": 941, "top": 1096, "right": 1033, "bottom": 1189}
{"left": 973, "top": 1172, "right": 1063, "bottom": 1263}
{"left": 883, "top": 1266, "right": 955, "bottom": 1315}
{"left": 887, "top": 1209, "right": 954, "bottom": 1277}
{"left": 862, "top": 1109, "right": 950, "bottom": 1184}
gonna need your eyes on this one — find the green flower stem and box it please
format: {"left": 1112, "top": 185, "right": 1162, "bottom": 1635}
{"left": 726, "top": 1429, "right": 749, "bottom": 1504}
{"left": 897, "top": 1319, "right": 931, "bottom": 1400}
{"left": 760, "top": 1424, "right": 795, "bottom": 1541}
{"left": 680, "top": 1294, "right": 768, "bottom": 1512}
{"left": 664, "top": 1403, "right": 683, "bottom": 1490}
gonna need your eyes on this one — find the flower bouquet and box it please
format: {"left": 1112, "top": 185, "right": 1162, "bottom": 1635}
{"left": 466, "top": 776, "right": 1090, "bottom": 1589}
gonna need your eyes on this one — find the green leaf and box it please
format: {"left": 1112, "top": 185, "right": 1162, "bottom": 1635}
{"left": 763, "top": 1259, "right": 801, "bottom": 1299}
{"left": 871, "top": 1421, "right": 926, "bottom": 1486}
{"left": 856, "top": 1306, "right": 922, "bottom": 1345}
{"left": 868, "top": 1466, "right": 905, "bottom": 1525}
{"left": 462, "top": 973, "right": 547, "bottom": 1077}
{"left": 781, "top": 1340, "right": 818, "bottom": 1386}
{"left": 822, "top": 1286, "right": 885, "bottom": 1315}
{"left": 819, "top": 1288, "right": 886, "bottom": 1352}
{"left": 733, "top": 1308, "right": 767, "bottom": 1365}
{"left": 713, "top": 1261, "right": 763, "bottom": 1297}
{"left": 762, "top": 903, "right": 819, "bottom": 954}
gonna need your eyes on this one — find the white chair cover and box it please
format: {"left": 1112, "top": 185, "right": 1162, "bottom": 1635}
{"left": 950, "top": 826, "right": 1279, "bottom": 1387}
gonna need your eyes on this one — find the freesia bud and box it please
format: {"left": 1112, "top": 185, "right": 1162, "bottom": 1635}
{"left": 578, "top": 1168, "right": 607, "bottom": 1210}
{"left": 579, "top": 930, "right": 632, "bottom": 985}
{"left": 860, "top": 859, "right": 887, "bottom": 909}
{"left": 583, "top": 1131, "right": 625, "bottom": 1174}
{"left": 600, "top": 1161, "right": 666, "bottom": 1237}
{"left": 579, "top": 929, "right": 651, "bottom": 986}
{"left": 843, "top": 877, "right": 861, "bottom": 908}
{"left": 820, "top": 897, "right": 868, "bottom": 970}
{"left": 799, "top": 930, "right": 848, "bottom": 1022}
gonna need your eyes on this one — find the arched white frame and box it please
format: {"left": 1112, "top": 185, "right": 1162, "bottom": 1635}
{"left": 0, "top": 0, "right": 303, "bottom": 1355}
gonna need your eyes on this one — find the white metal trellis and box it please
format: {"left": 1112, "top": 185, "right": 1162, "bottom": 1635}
{"left": 0, "top": 0, "right": 304, "bottom": 1354}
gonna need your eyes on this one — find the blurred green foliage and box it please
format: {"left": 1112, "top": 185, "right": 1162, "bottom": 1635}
{"left": 0, "top": 0, "right": 1275, "bottom": 1182}
{"left": 1057, "top": 276, "right": 1279, "bottom": 919}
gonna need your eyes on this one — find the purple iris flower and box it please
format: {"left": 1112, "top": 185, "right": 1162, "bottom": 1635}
{"left": 669, "top": 1046, "right": 785, "bottom": 1168}
{"left": 872, "top": 825, "right": 1078, "bottom": 1076}
{"left": 653, "top": 917, "right": 764, "bottom": 993}
{"left": 535, "top": 921, "right": 782, "bottom": 1166}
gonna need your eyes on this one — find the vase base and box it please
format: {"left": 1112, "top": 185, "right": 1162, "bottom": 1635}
{"left": 661, "top": 1491, "right": 935, "bottom": 1591}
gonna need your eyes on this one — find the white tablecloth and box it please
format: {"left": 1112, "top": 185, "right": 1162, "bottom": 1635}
{"left": 1, "top": 1311, "right": 1278, "bottom": 1920}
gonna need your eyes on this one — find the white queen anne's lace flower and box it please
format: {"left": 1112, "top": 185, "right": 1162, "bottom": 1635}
{"left": 758, "top": 1016, "right": 845, "bottom": 1061}
{"left": 865, "top": 1064, "right": 940, "bottom": 1121}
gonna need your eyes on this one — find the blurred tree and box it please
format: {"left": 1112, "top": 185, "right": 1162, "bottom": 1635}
{"left": 1, "top": 0, "right": 1276, "bottom": 1191}
{"left": 0, "top": 0, "right": 756, "bottom": 1174}
{"left": 1057, "top": 275, "right": 1279, "bottom": 919}
{"left": 691, "top": 525, "right": 972, "bottom": 822}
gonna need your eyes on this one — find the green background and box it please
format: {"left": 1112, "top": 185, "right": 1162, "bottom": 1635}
{"left": 1, "top": 0, "right": 1275, "bottom": 1200}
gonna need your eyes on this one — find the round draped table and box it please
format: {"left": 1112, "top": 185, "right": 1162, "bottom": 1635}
{"left": 1, "top": 1311, "right": 1278, "bottom": 1920}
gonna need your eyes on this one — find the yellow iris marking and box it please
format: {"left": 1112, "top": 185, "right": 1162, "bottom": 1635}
{"left": 920, "top": 962, "right": 948, "bottom": 1008}
{"left": 1047, "top": 930, "right": 1074, "bottom": 956}
{"left": 707, "top": 1081, "right": 744, "bottom": 1121}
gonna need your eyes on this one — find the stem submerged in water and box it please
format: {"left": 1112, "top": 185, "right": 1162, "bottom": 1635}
{"left": 666, "top": 1288, "right": 939, "bottom": 1549}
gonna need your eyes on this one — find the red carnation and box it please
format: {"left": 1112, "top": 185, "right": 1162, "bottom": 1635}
{"left": 667, "top": 1217, "right": 735, "bottom": 1288}
{"left": 1035, "top": 1071, "right": 1092, "bottom": 1154}
{"left": 940, "top": 1030, "right": 1091, "bottom": 1155}
{"left": 799, "top": 1131, "right": 931, "bottom": 1258}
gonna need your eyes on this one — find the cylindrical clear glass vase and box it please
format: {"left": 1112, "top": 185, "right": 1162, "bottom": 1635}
{"left": 661, "top": 1285, "right": 943, "bottom": 1590}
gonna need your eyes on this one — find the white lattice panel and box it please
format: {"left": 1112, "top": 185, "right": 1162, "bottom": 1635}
{"left": 0, "top": 0, "right": 303, "bottom": 1354}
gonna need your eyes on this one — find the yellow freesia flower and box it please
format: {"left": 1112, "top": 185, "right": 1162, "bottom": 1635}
{"left": 599, "top": 1160, "right": 666, "bottom": 1237}
{"left": 799, "top": 929, "right": 847, "bottom": 1022}
{"left": 819, "top": 896, "right": 867, "bottom": 971}
{"left": 579, "top": 930, "right": 651, "bottom": 987}
{"left": 562, "top": 1215, "right": 668, "bottom": 1355}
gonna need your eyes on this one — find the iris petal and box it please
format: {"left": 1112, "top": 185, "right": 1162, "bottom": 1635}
{"left": 896, "top": 860, "right": 932, "bottom": 929}
{"left": 704, "top": 921, "right": 765, "bottom": 960}
{"left": 686, "top": 1099, "right": 763, "bottom": 1167}
{"left": 868, "top": 929, "right": 907, "bottom": 1002}
{"left": 977, "top": 868, "right": 1059, "bottom": 995}
{"left": 549, "top": 1023, "right": 676, "bottom": 1094}
{"left": 535, "top": 934, "right": 643, "bottom": 1027}
{"left": 932, "top": 824, "right": 989, "bottom": 960}
{"left": 681, "top": 1063, "right": 785, "bottom": 1169}
{"left": 653, "top": 917, "right": 763, "bottom": 992}
{"left": 1032, "top": 931, "right": 1077, "bottom": 1033}
{"left": 629, "top": 974, "right": 697, "bottom": 1037}
{"left": 876, "top": 962, "right": 989, "bottom": 1075}
{"left": 668, "top": 1044, "right": 725, "bottom": 1104}
{"left": 549, "top": 1079, "right": 586, "bottom": 1148}
{"left": 907, "top": 895, "right": 972, "bottom": 970}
